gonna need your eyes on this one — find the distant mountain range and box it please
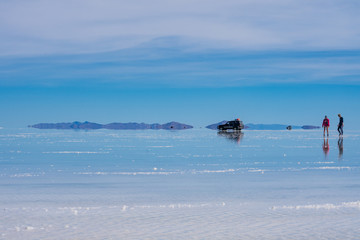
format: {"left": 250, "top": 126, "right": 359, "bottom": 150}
{"left": 206, "top": 121, "right": 320, "bottom": 130}
{"left": 28, "top": 121, "right": 320, "bottom": 130}
{"left": 29, "top": 121, "right": 193, "bottom": 130}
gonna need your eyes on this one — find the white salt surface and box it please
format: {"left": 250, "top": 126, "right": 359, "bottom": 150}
{"left": 1, "top": 129, "right": 360, "bottom": 239}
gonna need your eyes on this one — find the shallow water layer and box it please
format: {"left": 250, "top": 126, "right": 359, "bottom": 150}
{"left": 1, "top": 128, "right": 360, "bottom": 239}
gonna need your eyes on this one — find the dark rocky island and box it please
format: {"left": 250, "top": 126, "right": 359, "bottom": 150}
{"left": 29, "top": 121, "right": 193, "bottom": 130}
{"left": 206, "top": 121, "right": 320, "bottom": 130}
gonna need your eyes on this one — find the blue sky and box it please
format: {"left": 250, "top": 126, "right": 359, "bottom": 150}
{"left": 0, "top": 0, "right": 360, "bottom": 129}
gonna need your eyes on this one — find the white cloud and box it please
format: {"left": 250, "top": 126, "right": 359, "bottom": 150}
{"left": 1, "top": 0, "right": 360, "bottom": 56}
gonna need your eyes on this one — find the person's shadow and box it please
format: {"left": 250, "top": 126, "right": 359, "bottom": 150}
{"left": 338, "top": 136, "right": 343, "bottom": 160}
{"left": 322, "top": 137, "right": 329, "bottom": 158}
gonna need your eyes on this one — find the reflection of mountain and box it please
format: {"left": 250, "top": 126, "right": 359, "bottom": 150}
{"left": 245, "top": 123, "right": 297, "bottom": 130}
{"left": 206, "top": 122, "right": 319, "bottom": 130}
{"left": 217, "top": 131, "right": 244, "bottom": 143}
{"left": 301, "top": 125, "right": 321, "bottom": 129}
{"left": 29, "top": 121, "right": 193, "bottom": 130}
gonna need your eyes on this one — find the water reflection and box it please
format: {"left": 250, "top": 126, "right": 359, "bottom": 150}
{"left": 338, "top": 136, "right": 343, "bottom": 160}
{"left": 322, "top": 137, "right": 329, "bottom": 158}
{"left": 218, "top": 131, "right": 244, "bottom": 144}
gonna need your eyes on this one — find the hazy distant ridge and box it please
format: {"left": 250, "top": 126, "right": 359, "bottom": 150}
{"left": 29, "top": 121, "right": 193, "bottom": 130}
{"left": 206, "top": 121, "right": 320, "bottom": 130}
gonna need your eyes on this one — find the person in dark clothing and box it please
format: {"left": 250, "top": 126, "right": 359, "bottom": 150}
{"left": 322, "top": 115, "right": 330, "bottom": 137}
{"left": 337, "top": 114, "right": 344, "bottom": 136}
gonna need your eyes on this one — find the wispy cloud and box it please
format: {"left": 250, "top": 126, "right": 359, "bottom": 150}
{"left": 1, "top": 0, "right": 360, "bottom": 56}
{"left": 1, "top": 48, "right": 359, "bottom": 87}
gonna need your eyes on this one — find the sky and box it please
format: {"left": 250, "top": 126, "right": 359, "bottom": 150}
{"left": 0, "top": 0, "right": 360, "bottom": 129}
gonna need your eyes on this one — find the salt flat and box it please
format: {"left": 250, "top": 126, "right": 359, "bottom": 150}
{"left": 1, "top": 128, "right": 359, "bottom": 239}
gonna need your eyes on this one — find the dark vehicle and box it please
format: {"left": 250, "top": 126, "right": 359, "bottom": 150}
{"left": 217, "top": 119, "right": 244, "bottom": 131}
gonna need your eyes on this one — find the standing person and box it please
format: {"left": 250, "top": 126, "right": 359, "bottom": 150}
{"left": 322, "top": 115, "right": 330, "bottom": 137}
{"left": 338, "top": 114, "right": 344, "bottom": 136}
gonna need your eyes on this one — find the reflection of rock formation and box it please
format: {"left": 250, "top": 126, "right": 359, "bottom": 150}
{"left": 338, "top": 137, "right": 343, "bottom": 160}
{"left": 322, "top": 138, "right": 329, "bottom": 157}
{"left": 218, "top": 131, "right": 244, "bottom": 144}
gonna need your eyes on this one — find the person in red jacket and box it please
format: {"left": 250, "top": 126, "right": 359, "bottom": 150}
{"left": 322, "top": 115, "right": 330, "bottom": 137}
